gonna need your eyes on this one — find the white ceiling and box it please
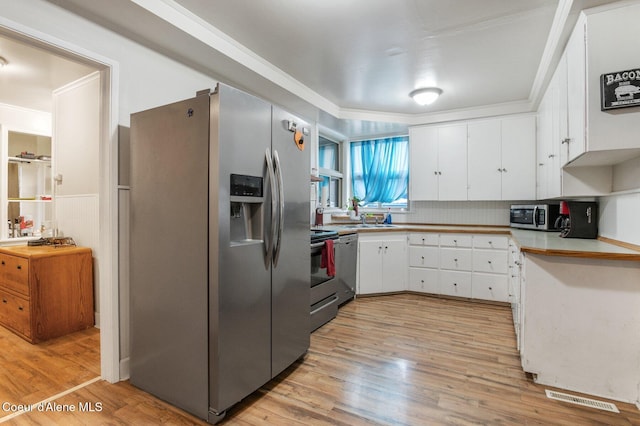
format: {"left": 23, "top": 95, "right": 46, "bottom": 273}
{"left": 0, "top": 30, "right": 97, "bottom": 112}
{"left": 174, "top": 0, "right": 558, "bottom": 115}
{"left": 1, "top": 0, "right": 625, "bottom": 136}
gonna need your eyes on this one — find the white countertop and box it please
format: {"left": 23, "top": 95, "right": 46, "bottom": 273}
{"left": 314, "top": 223, "right": 640, "bottom": 261}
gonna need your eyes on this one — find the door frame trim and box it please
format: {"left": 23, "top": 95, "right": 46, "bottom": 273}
{"left": 0, "top": 16, "right": 121, "bottom": 383}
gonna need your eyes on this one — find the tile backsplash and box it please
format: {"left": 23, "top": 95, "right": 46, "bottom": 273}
{"left": 394, "top": 201, "right": 514, "bottom": 226}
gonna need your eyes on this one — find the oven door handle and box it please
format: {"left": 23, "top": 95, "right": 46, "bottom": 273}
{"left": 311, "top": 241, "right": 327, "bottom": 249}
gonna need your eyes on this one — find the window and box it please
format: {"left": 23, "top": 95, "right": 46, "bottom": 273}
{"left": 318, "top": 136, "right": 342, "bottom": 208}
{"left": 350, "top": 135, "right": 409, "bottom": 209}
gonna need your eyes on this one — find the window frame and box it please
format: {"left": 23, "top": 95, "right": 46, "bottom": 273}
{"left": 348, "top": 134, "right": 410, "bottom": 213}
{"left": 317, "top": 135, "right": 344, "bottom": 210}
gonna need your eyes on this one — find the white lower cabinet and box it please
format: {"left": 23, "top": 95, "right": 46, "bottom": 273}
{"left": 361, "top": 232, "right": 511, "bottom": 303}
{"left": 439, "top": 270, "right": 472, "bottom": 298}
{"left": 407, "top": 232, "right": 510, "bottom": 303}
{"left": 472, "top": 235, "right": 509, "bottom": 303}
{"left": 408, "top": 267, "right": 439, "bottom": 293}
{"left": 471, "top": 272, "right": 508, "bottom": 301}
{"left": 357, "top": 234, "right": 407, "bottom": 295}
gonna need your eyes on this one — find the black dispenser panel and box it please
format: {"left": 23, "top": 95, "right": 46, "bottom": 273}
{"left": 230, "top": 174, "right": 263, "bottom": 198}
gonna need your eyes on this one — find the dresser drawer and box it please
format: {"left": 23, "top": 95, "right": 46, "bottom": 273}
{"left": 440, "top": 248, "right": 472, "bottom": 271}
{"left": 0, "top": 253, "right": 29, "bottom": 296}
{"left": 0, "top": 289, "right": 31, "bottom": 338}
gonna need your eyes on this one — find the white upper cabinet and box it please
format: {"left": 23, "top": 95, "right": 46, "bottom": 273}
{"left": 565, "top": 17, "right": 586, "bottom": 164}
{"left": 468, "top": 115, "right": 536, "bottom": 200}
{"left": 564, "top": 5, "right": 640, "bottom": 167}
{"left": 467, "top": 119, "right": 501, "bottom": 200}
{"left": 501, "top": 116, "right": 536, "bottom": 200}
{"left": 410, "top": 123, "right": 467, "bottom": 201}
{"left": 537, "top": 56, "right": 565, "bottom": 200}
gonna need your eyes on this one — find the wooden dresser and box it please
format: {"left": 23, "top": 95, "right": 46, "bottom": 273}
{"left": 0, "top": 245, "right": 94, "bottom": 343}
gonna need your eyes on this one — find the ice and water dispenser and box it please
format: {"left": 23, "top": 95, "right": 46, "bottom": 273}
{"left": 229, "top": 174, "right": 264, "bottom": 245}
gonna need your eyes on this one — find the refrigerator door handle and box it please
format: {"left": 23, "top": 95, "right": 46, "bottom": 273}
{"left": 272, "top": 150, "right": 285, "bottom": 267}
{"left": 265, "top": 148, "right": 277, "bottom": 267}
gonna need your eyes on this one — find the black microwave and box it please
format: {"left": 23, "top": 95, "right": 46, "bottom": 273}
{"left": 510, "top": 204, "right": 560, "bottom": 231}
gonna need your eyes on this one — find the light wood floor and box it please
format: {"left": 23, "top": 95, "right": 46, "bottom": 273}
{"left": 2, "top": 294, "right": 639, "bottom": 425}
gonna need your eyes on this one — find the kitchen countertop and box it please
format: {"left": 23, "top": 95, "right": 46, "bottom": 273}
{"left": 312, "top": 223, "right": 640, "bottom": 261}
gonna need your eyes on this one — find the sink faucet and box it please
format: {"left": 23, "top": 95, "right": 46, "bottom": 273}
{"left": 360, "top": 214, "right": 366, "bottom": 225}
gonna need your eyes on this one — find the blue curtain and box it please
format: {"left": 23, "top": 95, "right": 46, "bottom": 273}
{"left": 351, "top": 136, "right": 408, "bottom": 204}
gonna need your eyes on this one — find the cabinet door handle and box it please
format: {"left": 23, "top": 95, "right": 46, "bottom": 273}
{"left": 434, "top": 171, "right": 438, "bottom": 175}
{"left": 453, "top": 283, "right": 457, "bottom": 286}
{"left": 562, "top": 138, "right": 570, "bottom": 144}
{"left": 488, "top": 260, "right": 492, "bottom": 264}
{"left": 454, "top": 258, "right": 458, "bottom": 262}
{"left": 489, "top": 287, "right": 493, "bottom": 291}
{"left": 2, "top": 299, "right": 7, "bottom": 304}
{"left": 1, "top": 260, "right": 5, "bottom": 265}
{"left": 502, "top": 168, "right": 507, "bottom": 173}
{"left": 18, "top": 306, "right": 23, "bottom": 311}
{"left": 16, "top": 265, "right": 22, "bottom": 270}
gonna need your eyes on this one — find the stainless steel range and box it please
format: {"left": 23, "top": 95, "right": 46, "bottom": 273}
{"left": 310, "top": 229, "right": 339, "bottom": 331}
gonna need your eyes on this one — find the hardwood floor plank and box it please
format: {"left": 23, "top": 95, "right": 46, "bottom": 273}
{"left": 3, "top": 293, "right": 640, "bottom": 425}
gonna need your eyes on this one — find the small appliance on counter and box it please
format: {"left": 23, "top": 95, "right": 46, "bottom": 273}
{"left": 554, "top": 201, "right": 598, "bottom": 239}
{"left": 510, "top": 204, "right": 560, "bottom": 231}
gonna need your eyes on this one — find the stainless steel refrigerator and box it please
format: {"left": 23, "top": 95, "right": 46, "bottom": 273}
{"left": 129, "top": 83, "right": 310, "bottom": 423}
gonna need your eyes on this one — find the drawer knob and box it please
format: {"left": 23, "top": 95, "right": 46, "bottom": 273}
{"left": 453, "top": 283, "right": 457, "bottom": 286}
{"left": 488, "top": 260, "right": 492, "bottom": 264}
{"left": 16, "top": 265, "right": 22, "bottom": 270}
{"left": 1, "top": 260, "right": 5, "bottom": 265}
{"left": 2, "top": 298, "right": 7, "bottom": 304}
{"left": 18, "top": 306, "right": 23, "bottom": 311}
{"left": 489, "top": 287, "right": 493, "bottom": 290}
{"left": 454, "top": 258, "right": 458, "bottom": 262}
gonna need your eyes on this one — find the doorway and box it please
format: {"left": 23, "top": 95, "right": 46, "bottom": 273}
{"left": 0, "top": 23, "right": 118, "bottom": 414}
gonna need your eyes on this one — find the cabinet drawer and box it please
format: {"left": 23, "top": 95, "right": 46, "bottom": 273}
{"left": 0, "top": 289, "right": 31, "bottom": 338}
{"left": 439, "top": 234, "right": 472, "bottom": 248}
{"left": 408, "top": 233, "right": 438, "bottom": 246}
{"left": 473, "top": 250, "right": 508, "bottom": 274}
{"left": 440, "top": 248, "right": 472, "bottom": 271}
{"left": 472, "top": 273, "right": 509, "bottom": 302}
{"left": 473, "top": 235, "right": 508, "bottom": 250}
{"left": 409, "top": 268, "right": 439, "bottom": 294}
{"left": 0, "top": 254, "right": 29, "bottom": 296}
{"left": 409, "top": 246, "right": 438, "bottom": 268}
{"left": 439, "top": 270, "right": 472, "bottom": 298}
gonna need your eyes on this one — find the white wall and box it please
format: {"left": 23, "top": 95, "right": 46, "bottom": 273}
{"left": 396, "top": 201, "right": 513, "bottom": 226}
{"left": 1, "top": 0, "right": 221, "bottom": 378}
{"left": 0, "top": 1, "right": 219, "bottom": 124}
{"left": 598, "top": 152, "right": 640, "bottom": 246}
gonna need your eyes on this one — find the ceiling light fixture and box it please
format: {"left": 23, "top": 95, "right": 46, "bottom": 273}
{"left": 410, "top": 87, "right": 442, "bottom": 106}
{"left": 0, "top": 56, "right": 8, "bottom": 68}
